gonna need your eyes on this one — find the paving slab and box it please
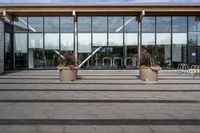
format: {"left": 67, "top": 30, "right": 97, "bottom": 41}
{"left": 0, "top": 70, "right": 199, "bottom": 132}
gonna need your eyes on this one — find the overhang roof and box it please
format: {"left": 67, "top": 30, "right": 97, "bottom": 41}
{"left": 1, "top": 3, "right": 200, "bottom": 17}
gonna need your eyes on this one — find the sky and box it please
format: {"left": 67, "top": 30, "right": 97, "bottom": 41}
{"left": 1, "top": 0, "right": 200, "bottom": 3}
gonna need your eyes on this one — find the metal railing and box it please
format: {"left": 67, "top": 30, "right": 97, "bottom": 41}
{"left": 78, "top": 46, "right": 103, "bottom": 68}
{"left": 177, "top": 63, "right": 200, "bottom": 78}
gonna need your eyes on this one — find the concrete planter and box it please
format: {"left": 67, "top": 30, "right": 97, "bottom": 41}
{"left": 139, "top": 68, "right": 158, "bottom": 81}
{"left": 59, "top": 69, "right": 77, "bottom": 81}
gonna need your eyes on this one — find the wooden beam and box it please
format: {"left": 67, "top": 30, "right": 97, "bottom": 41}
{"left": 1, "top": 5, "right": 200, "bottom": 16}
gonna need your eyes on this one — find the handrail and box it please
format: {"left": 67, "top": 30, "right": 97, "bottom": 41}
{"left": 177, "top": 63, "right": 200, "bottom": 78}
{"left": 78, "top": 46, "right": 103, "bottom": 68}
{"left": 54, "top": 50, "right": 65, "bottom": 59}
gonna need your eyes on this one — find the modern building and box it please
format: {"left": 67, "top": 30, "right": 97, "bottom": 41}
{"left": 0, "top": 3, "right": 200, "bottom": 73}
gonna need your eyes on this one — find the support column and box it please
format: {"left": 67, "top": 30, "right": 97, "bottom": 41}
{"left": 0, "top": 18, "right": 4, "bottom": 74}
{"left": 137, "top": 10, "right": 145, "bottom": 67}
{"left": 73, "top": 10, "right": 78, "bottom": 66}
{"left": 138, "top": 20, "right": 141, "bottom": 66}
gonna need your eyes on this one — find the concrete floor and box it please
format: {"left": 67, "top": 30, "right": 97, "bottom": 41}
{"left": 0, "top": 70, "right": 199, "bottom": 133}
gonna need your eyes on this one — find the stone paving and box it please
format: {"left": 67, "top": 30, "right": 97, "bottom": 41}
{"left": 0, "top": 70, "right": 200, "bottom": 133}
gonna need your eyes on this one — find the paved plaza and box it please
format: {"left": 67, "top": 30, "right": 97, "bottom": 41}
{"left": 0, "top": 70, "right": 200, "bottom": 133}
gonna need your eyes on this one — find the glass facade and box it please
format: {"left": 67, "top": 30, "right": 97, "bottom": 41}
{"left": 9, "top": 15, "right": 200, "bottom": 70}
{"left": 156, "top": 17, "right": 171, "bottom": 68}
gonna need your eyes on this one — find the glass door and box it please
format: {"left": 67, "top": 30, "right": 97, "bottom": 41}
{"left": 188, "top": 46, "right": 200, "bottom": 65}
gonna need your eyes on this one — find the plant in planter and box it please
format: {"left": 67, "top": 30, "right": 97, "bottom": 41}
{"left": 57, "top": 51, "right": 79, "bottom": 81}
{"left": 138, "top": 48, "right": 161, "bottom": 81}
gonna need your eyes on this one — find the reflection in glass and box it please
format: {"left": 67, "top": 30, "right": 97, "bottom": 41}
{"left": 89, "top": 47, "right": 107, "bottom": 69}
{"left": 142, "top": 17, "right": 155, "bottom": 32}
{"left": 142, "top": 17, "right": 155, "bottom": 39}
{"left": 109, "top": 34, "right": 123, "bottom": 46}
{"left": 14, "top": 33, "right": 28, "bottom": 69}
{"left": 142, "top": 33, "right": 155, "bottom": 45}
{"left": 188, "top": 16, "right": 200, "bottom": 66}
{"left": 157, "top": 17, "right": 171, "bottom": 32}
{"left": 4, "top": 33, "right": 12, "bottom": 70}
{"left": 44, "top": 50, "right": 59, "bottom": 69}
{"left": 125, "top": 46, "right": 137, "bottom": 68}
{"left": 78, "top": 33, "right": 91, "bottom": 53}
{"left": 60, "top": 17, "right": 74, "bottom": 33}
{"left": 45, "top": 33, "right": 59, "bottom": 49}
{"left": 14, "top": 17, "right": 28, "bottom": 32}
{"left": 108, "top": 46, "right": 123, "bottom": 68}
{"left": 44, "top": 17, "right": 59, "bottom": 32}
{"left": 188, "top": 16, "right": 200, "bottom": 46}
{"left": 157, "top": 33, "right": 171, "bottom": 45}
{"left": 28, "top": 17, "right": 43, "bottom": 32}
{"left": 28, "top": 33, "right": 43, "bottom": 69}
{"left": 172, "top": 33, "right": 187, "bottom": 63}
{"left": 172, "top": 16, "right": 187, "bottom": 67}
{"left": 92, "top": 17, "right": 107, "bottom": 46}
{"left": 44, "top": 33, "right": 59, "bottom": 69}
{"left": 78, "top": 17, "right": 91, "bottom": 54}
{"left": 173, "top": 17, "right": 187, "bottom": 32}
{"left": 93, "top": 33, "right": 107, "bottom": 46}
{"left": 156, "top": 17, "right": 171, "bottom": 68}
{"left": 61, "top": 33, "right": 74, "bottom": 51}
{"left": 124, "top": 17, "right": 138, "bottom": 68}
{"left": 188, "top": 16, "right": 200, "bottom": 32}
{"left": 108, "top": 17, "right": 123, "bottom": 46}
{"left": 124, "top": 17, "right": 138, "bottom": 46}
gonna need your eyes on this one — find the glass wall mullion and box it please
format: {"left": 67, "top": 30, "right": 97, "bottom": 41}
{"left": 122, "top": 16, "right": 125, "bottom": 67}
{"left": 27, "top": 17, "right": 29, "bottom": 69}
{"left": 43, "top": 16, "right": 45, "bottom": 69}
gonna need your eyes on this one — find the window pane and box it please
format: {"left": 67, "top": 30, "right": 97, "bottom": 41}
{"left": 45, "top": 33, "right": 59, "bottom": 49}
{"left": 125, "top": 33, "right": 137, "bottom": 46}
{"left": 92, "top": 17, "right": 107, "bottom": 32}
{"left": 142, "top": 16, "right": 155, "bottom": 57}
{"left": 173, "top": 33, "right": 187, "bottom": 44}
{"left": 78, "top": 33, "right": 91, "bottom": 53}
{"left": 78, "top": 17, "right": 91, "bottom": 53}
{"left": 14, "top": 33, "right": 27, "bottom": 68}
{"left": 29, "top": 34, "right": 43, "bottom": 48}
{"left": 109, "top": 17, "right": 123, "bottom": 46}
{"left": 124, "top": 16, "right": 138, "bottom": 32}
{"left": 142, "top": 33, "right": 155, "bottom": 45}
{"left": 44, "top": 17, "right": 59, "bottom": 32}
{"left": 92, "top": 17, "right": 107, "bottom": 46}
{"left": 188, "top": 16, "right": 200, "bottom": 32}
{"left": 142, "top": 17, "right": 155, "bottom": 32}
{"left": 78, "top": 17, "right": 91, "bottom": 32}
{"left": 124, "top": 17, "right": 138, "bottom": 46}
{"left": 156, "top": 17, "right": 172, "bottom": 68}
{"left": 44, "top": 50, "right": 59, "bottom": 69}
{"left": 60, "top": 17, "right": 73, "bottom": 33}
{"left": 61, "top": 33, "right": 74, "bottom": 51}
{"left": 28, "top": 17, "right": 43, "bottom": 32}
{"left": 109, "top": 33, "right": 123, "bottom": 46}
{"left": 172, "top": 17, "right": 187, "bottom": 32}
{"left": 188, "top": 16, "right": 200, "bottom": 46}
{"left": 157, "top": 33, "right": 171, "bottom": 45}
{"left": 14, "top": 33, "right": 27, "bottom": 53}
{"left": 156, "top": 17, "right": 171, "bottom": 33}
{"left": 93, "top": 33, "right": 107, "bottom": 46}
{"left": 28, "top": 33, "right": 43, "bottom": 69}
{"left": 14, "top": 17, "right": 28, "bottom": 32}
{"left": 172, "top": 33, "right": 187, "bottom": 65}
{"left": 172, "top": 16, "right": 187, "bottom": 67}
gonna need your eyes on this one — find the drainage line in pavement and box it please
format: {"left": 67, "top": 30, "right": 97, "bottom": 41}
{"left": 0, "top": 89, "right": 199, "bottom": 92}
{"left": 0, "top": 99, "right": 199, "bottom": 103}
{"left": 0, "top": 119, "right": 200, "bottom": 125}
